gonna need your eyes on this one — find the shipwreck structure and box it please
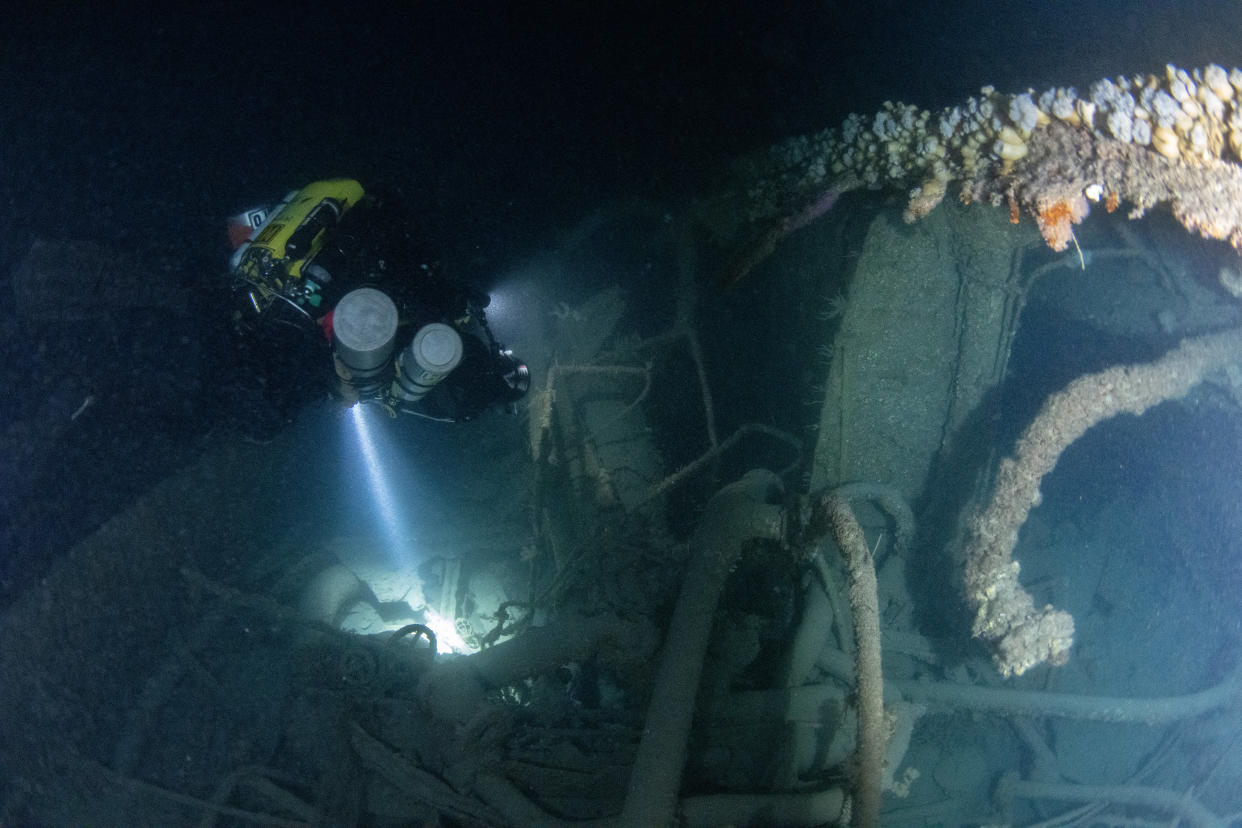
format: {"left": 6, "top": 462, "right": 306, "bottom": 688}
{"left": 3, "top": 64, "right": 1242, "bottom": 828}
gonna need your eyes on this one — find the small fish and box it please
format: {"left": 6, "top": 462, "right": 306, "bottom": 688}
{"left": 70, "top": 395, "right": 97, "bottom": 422}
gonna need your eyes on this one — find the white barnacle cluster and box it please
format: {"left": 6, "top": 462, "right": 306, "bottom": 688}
{"left": 766, "top": 63, "right": 1242, "bottom": 207}
{"left": 1036, "top": 64, "right": 1242, "bottom": 164}
{"left": 737, "top": 62, "right": 1242, "bottom": 254}
{"left": 768, "top": 82, "right": 1039, "bottom": 201}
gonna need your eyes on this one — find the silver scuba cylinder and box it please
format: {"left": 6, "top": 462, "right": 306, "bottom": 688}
{"left": 332, "top": 287, "right": 399, "bottom": 395}
{"left": 392, "top": 322, "right": 463, "bottom": 406}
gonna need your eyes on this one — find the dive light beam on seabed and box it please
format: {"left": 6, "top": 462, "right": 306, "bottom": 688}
{"left": 349, "top": 404, "right": 413, "bottom": 568}
{"left": 346, "top": 404, "right": 472, "bottom": 653}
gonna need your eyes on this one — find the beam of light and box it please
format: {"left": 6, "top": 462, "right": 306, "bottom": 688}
{"left": 423, "top": 607, "right": 472, "bottom": 654}
{"left": 344, "top": 403, "right": 476, "bottom": 655}
{"left": 348, "top": 403, "right": 413, "bottom": 570}
{"left": 478, "top": 275, "right": 540, "bottom": 347}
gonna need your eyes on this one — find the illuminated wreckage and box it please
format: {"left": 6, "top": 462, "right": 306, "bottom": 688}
{"left": 22, "top": 69, "right": 1242, "bottom": 826}
{"left": 715, "top": 62, "right": 1242, "bottom": 680}
{"left": 197, "top": 66, "right": 1242, "bottom": 821}
{"left": 229, "top": 178, "right": 529, "bottom": 422}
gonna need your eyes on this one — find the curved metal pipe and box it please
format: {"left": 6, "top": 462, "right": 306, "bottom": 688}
{"left": 620, "top": 469, "right": 785, "bottom": 828}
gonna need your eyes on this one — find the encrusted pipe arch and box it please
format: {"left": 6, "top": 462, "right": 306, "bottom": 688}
{"left": 798, "top": 489, "right": 886, "bottom": 828}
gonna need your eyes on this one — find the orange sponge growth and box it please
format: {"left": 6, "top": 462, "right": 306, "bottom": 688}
{"left": 1034, "top": 195, "right": 1089, "bottom": 252}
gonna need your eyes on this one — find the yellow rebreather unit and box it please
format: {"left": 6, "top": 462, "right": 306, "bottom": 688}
{"left": 232, "top": 178, "right": 365, "bottom": 315}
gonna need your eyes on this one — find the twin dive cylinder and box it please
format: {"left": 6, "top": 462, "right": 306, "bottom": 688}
{"left": 330, "top": 287, "right": 462, "bottom": 410}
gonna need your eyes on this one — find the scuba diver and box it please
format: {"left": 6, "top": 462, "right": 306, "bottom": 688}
{"left": 224, "top": 179, "right": 529, "bottom": 436}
